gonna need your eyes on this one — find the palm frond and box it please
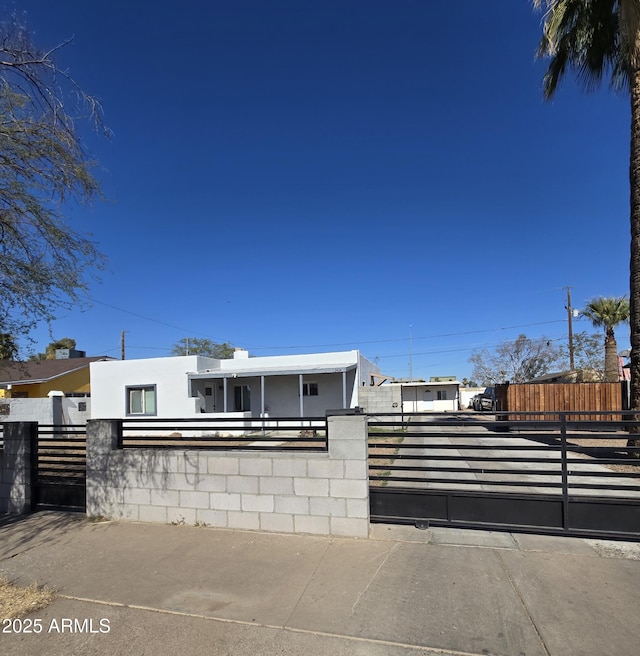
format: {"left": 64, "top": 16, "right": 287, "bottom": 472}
{"left": 535, "top": 0, "right": 629, "bottom": 97}
{"left": 581, "top": 296, "right": 630, "bottom": 329}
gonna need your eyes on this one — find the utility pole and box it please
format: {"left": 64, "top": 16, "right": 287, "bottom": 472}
{"left": 121, "top": 330, "right": 127, "bottom": 360}
{"left": 409, "top": 324, "right": 413, "bottom": 380}
{"left": 564, "top": 287, "right": 575, "bottom": 371}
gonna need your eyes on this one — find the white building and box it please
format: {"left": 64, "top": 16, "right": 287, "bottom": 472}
{"left": 396, "top": 380, "right": 461, "bottom": 412}
{"left": 90, "top": 349, "right": 381, "bottom": 420}
{"left": 359, "top": 378, "right": 462, "bottom": 414}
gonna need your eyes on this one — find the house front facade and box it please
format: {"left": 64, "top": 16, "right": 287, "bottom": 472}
{"left": 90, "top": 349, "right": 381, "bottom": 420}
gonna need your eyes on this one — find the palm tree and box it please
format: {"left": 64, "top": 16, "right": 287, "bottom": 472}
{"left": 581, "top": 297, "right": 630, "bottom": 381}
{"left": 534, "top": 1, "right": 640, "bottom": 451}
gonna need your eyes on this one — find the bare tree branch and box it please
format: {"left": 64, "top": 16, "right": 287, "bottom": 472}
{"left": 0, "top": 11, "right": 108, "bottom": 354}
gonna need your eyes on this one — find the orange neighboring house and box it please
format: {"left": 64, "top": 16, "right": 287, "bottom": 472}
{"left": 0, "top": 355, "right": 115, "bottom": 399}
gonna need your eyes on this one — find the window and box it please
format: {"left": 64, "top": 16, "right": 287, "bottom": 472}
{"left": 127, "top": 385, "right": 157, "bottom": 415}
{"left": 303, "top": 382, "right": 318, "bottom": 396}
{"left": 205, "top": 387, "right": 213, "bottom": 397}
{"left": 234, "top": 385, "right": 251, "bottom": 412}
{"left": 437, "top": 390, "right": 447, "bottom": 401}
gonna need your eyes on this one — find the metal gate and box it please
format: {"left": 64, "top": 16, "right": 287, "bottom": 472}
{"left": 32, "top": 425, "right": 87, "bottom": 511}
{"left": 368, "top": 412, "right": 640, "bottom": 541}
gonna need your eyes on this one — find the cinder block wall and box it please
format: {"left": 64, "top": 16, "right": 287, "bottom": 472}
{"left": 86, "top": 415, "right": 370, "bottom": 538}
{"left": 0, "top": 398, "right": 56, "bottom": 424}
{"left": 359, "top": 385, "right": 402, "bottom": 415}
{"left": 0, "top": 423, "right": 33, "bottom": 514}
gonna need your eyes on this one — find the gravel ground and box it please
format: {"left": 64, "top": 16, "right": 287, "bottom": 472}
{"left": 0, "top": 577, "right": 55, "bottom": 620}
{"left": 567, "top": 436, "right": 640, "bottom": 474}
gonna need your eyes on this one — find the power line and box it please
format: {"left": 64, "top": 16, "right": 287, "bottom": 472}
{"left": 82, "top": 296, "right": 569, "bottom": 354}
{"left": 82, "top": 297, "right": 233, "bottom": 343}
{"left": 245, "top": 320, "right": 568, "bottom": 351}
{"left": 371, "top": 334, "right": 567, "bottom": 360}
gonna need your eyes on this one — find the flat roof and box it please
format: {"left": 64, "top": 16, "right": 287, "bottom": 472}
{"left": 188, "top": 363, "right": 358, "bottom": 379}
{"left": 390, "top": 380, "right": 461, "bottom": 387}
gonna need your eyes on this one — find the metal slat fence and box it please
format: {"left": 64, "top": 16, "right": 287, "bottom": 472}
{"left": 367, "top": 411, "right": 640, "bottom": 539}
{"left": 119, "top": 416, "right": 329, "bottom": 452}
{"left": 369, "top": 414, "right": 640, "bottom": 494}
{"left": 34, "top": 424, "right": 87, "bottom": 510}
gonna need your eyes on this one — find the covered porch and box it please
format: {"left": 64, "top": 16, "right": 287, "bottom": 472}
{"left": 188, "top": 364, "right": 358, "bottom": 418}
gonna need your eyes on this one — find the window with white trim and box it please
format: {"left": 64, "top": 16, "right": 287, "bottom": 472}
{"left": 303, "top": 382, "right": 318, "bottom": 396}
{"left": 437, "top": 390, "right": 447, "bottom": 401}
{"left": 126, "top": 385, "right": 157, "bottom": 415}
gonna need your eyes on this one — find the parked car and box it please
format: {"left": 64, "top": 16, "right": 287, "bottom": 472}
{"left": 478, "top": 386, "right": 496, "bottom": 412}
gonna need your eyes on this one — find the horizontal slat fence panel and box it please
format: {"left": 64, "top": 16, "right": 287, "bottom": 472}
{"left": 496, "top": 383, "right": 624, "bottom": 421}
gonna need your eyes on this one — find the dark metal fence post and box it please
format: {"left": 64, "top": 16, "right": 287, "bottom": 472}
{"left": 325, "top": 417, "right": 329, "bottom": 450}
{"left": 115, "top": 420, "right": 123, "bottom": 450}
{"left": 560, "top": 412, "right": 569, "bottom": 531}
{"left": 29, "top": 422, "right": 39, "bottom": 511}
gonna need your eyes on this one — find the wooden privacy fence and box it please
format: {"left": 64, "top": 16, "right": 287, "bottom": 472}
{"left": 495, "top": 382, "right": 627, "bottom": 421}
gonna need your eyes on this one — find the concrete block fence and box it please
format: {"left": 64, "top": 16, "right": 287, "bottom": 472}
{"left": 86, "top": 414, "right": 370, "bottom": 538}
{"left": 0, "top": 422, "right": 34, "bottom": 514}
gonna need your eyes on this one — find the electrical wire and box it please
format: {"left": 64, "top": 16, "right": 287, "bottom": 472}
{"left": 82, "top": 296, "right": 571, "bottom": 357}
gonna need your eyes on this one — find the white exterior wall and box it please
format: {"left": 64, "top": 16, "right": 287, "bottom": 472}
{"left": 460, "top": 387, "right": 484, "bottom": 409}
{"left": 248, "top": 372, "right": 349, "bottom": 416}
{"left": 354, "top": 353, "right": 380, "bottom": 407}
{"left": 90, "top": 356, "right": 219, "bottom": 419}
{"left": 400, "top": 383, "right": 460, "bottom": 412}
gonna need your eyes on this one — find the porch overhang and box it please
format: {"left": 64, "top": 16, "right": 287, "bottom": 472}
{"left": 187, "top": 363, "right": 357, "bottom": 381}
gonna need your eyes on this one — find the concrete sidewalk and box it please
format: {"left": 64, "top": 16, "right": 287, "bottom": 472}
{"left": 1, "top": 513, "right": 639, "bottom": 656}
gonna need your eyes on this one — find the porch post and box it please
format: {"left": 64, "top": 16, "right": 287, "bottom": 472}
{"left": 299, "top": 374, "right": 304, "bottom": 417}
{"left": 260, "top": 376, "right": 265, "bottom": 415}
{"left": 342, "top": 370, "right": 347, "bottom": 408}
{"left": 223, "top": 378, "right": 228, "bottom": 413}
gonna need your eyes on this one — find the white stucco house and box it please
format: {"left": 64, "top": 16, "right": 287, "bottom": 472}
{"left": 90, "top": 349, "right": 381, "bottom": 420}
{"left": 396, "top": 379, "right": 461, "bottom": 412}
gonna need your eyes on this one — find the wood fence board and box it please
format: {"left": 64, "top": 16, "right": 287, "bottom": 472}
{"left": 496, "top": 382, "right": 623, "bottom": 420}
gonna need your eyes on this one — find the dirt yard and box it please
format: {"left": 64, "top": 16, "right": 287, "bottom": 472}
{"left": 567, "top": 435, "right": 640, "bottom": 474}
{"left": 0, "top": 577, "right": 55, "bottom": 620}
{"left": 368, "top": 431, "right": 405, "bottom": 486}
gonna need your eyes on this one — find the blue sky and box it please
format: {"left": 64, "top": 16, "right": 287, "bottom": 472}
{"left": 16, "top": 1, "right": 630, "bottom": 380}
